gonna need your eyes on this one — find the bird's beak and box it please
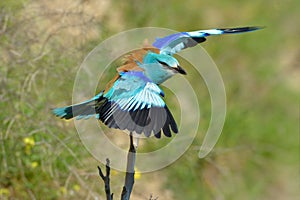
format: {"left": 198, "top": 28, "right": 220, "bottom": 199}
{"left": 174, "top": 65, "right": 187, "bottom": 75}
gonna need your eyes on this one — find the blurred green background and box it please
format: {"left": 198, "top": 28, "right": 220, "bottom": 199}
{"left": 0, "top": 0, "right": 299, "bottom": 199}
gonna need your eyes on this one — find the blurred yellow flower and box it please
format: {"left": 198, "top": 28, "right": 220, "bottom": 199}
{"left": 0, "top": 188, "right": 10, "bottom": 196}
{"left": 23, "top": 137, "right": 35, "bottom": 147}
{"left": 134, "top": 168, "right": 141, "bottom": 180}
{"left": 73, "top": 184, "right": 80, "bottom": 192}
{"left": 111, "top": 169, "right": 118, "bottom": 176}
{"left": 59, "top": 186, "right": 67, "bottom": 195}
{"left": 31, "top": 162, "right": 38, "bottom": 168}
{"left": 23, "top": 137, "right": 35, "bottom": 155}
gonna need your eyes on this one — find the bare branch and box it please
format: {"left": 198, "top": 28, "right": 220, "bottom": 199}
{"left": 98, "top": 159, "right": 113, "bottom": 200}
{"left": 121, "top": 133, "right": 136, "bottom": 200}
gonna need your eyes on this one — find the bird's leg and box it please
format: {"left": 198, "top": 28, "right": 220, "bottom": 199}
{"left": 121, "top": 133, "right": 136, "bottom": 200}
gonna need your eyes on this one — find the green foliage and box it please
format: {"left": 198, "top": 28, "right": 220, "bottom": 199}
{"left": 0, "top": 0, "right": 27, "bottom": 10}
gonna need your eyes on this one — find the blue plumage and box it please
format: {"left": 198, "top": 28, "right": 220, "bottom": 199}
{"left": 53, "top": 26, "right": 262, "bottom": 138}
{"left": 153, "top": 26, "right": 263, "bottom": 55}
{"left": 103, "top": 71, "right": 165, "bottom": 110}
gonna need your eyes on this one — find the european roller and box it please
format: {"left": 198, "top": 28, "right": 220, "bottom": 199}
{"left": 53, "top": 26, "right": 262, "bottom": 138}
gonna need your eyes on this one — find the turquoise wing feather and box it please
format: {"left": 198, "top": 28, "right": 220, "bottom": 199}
{"left": 100, "top": 71, "right": 177, "bottom": 138}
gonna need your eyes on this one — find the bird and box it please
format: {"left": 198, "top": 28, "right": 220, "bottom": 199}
{"left": 53, "top": 26, "right": 262, "bottom": 138}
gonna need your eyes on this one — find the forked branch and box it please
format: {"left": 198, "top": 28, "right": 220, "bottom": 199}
{"left": 98, "top": 159, "right": 113, "bottom": 200}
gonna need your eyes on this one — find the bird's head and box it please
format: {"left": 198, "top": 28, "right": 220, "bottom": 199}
{"left": 142, "top": 51, "right": 186, "bottom": 84}
{"left": 153, "top": 53, "right": 187, "bottom": 75}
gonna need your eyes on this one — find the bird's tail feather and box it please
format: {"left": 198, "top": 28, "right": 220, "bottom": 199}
{"left": 52, "top": 93, "right": 103, "bottom": 120}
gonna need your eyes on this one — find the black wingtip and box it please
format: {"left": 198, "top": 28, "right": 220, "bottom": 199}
{"left": 246, "top": 26, "right": 265, "bottom": 31}
{"left": 220, "top": 26, "right": 265, "bottom": 34}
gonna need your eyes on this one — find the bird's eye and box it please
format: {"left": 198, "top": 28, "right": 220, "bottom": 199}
{"left": 157, "top": 60, "right": 169, "bottom": 66}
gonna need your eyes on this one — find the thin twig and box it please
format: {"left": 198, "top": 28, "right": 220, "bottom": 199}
{"left": 121, "top": 133, "right": 136, "bottom": 200}
{"left": 98, "top": 159, "right": 113, "bottom": 200}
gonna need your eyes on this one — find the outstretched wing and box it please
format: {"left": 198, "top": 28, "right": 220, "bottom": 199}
{"left": 99, "top": 71, "right": 178, "bottom": 138}
{"left": 153, "top": 26, "right": 263, "bottom": 55}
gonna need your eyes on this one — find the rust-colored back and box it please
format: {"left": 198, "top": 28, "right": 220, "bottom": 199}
{"left": 104, "top": 47, "right": 159, "bottom": 93}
